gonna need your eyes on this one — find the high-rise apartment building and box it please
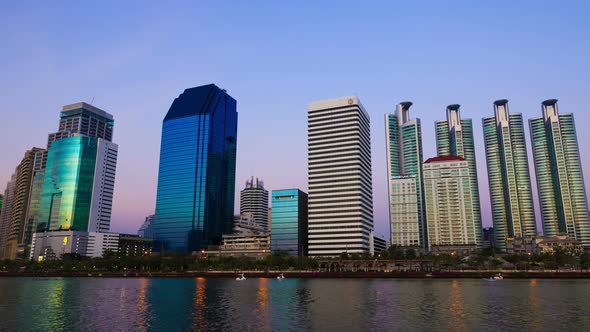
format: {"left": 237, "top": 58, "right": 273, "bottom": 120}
{"left": 0, "top": 175, "right": 16, "bottom": 258}
{"left": 385, "top": 102, "right": 426, "bottom": 248}
{"left": 423, "top": 156, "right": 479, "bottom": 252}
{"left": 435, "top": 104, "right": 482, "bottom": 246}
{"left": 529, "top": 100, "right": 590, "bottom": 248}
{"left": 154, "top": 84, "right": 238, "bottom": 253}
{"left": 483, "top": 100, "right": 536, "bottom": 250}
{"left": 3, "top": 148, "right": 44, "bottom": 259}
{"left": 240, "top": 177, "right": 269, "bottom": 230}
{"left": 307, "top": 96, "right": 373, "bottom": 255}
{"left": 271, "top": 189, "right": 308, "bottom": 256}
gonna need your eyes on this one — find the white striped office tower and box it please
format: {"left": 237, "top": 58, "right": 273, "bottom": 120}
{"left": 307, "top": 96, "right": 373, "bottom": 256}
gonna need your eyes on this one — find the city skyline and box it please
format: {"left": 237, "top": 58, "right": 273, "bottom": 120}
{"left": 2, "top": 2, "right": 590, "bottom": 239}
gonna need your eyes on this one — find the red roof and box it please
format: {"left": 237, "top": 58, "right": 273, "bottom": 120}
{"left": 424, "top": 155, "right": 466, "bottom": 164}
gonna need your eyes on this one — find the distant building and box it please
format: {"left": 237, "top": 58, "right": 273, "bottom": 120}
{"left": 530, "top": 100, "right": 590, "bottom": 249}
{"left": 308, "top": 96, "right": 373, "bottom": 255}
{"left": 483, "top": 100, "right": 537, "bottom": 251}
{"left": 271, "top": 189, "right": 308, "bottom": 256}
{"left": 233, "top": 213, "right": 266, "bottom": 234}
{"left": 3, "top": 147, "right": 44, "bottom": 259}
{"left": 118, "top": 234, "right": 153, "bottom": 257}
{"left": 0, "top": 174, "right": 17, "bottom": 258}
{"left": 423, "top": 156, "right": 479, "bottom": 253}
{"left": 505, "top": 235, "right": 583, "bottom": 255}
{"left": 138, "top": 215, "right": 155, "bottom": 238}
{"left": 373, "top": 234, "right": 388, "bottom": 254}
{"left": 154, "top": 84, "right": 238, "bottom": 253}
{"left": 240, "top": 177, "right": 269, "bottom": 230}
{"left": 206, "top": 233, "right": 270, "bottom": 259}
{"left": 386, "top": 102, "right": 426, "bottom": 249}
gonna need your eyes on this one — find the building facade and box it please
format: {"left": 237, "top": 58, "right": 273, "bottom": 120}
{"left": 388, "top": 176, "right": 420, "bottom": 247}
{"left": 435, "top": 104, "right": 482, "bottom": 246}
{"left": 0, "top": 175, "right": 16, "bottom": 258}
{"left": 308, "top": 96, "right": 373, "bottom": 255}
{"left": 118, "top": 234, "right": 153, "bottom": 257}
{"left": 270, "top": 189, "right": 308, "bottom": 256}
{"left": 423, "top": 156, "right": 479, "bottom": 252}
{"left": 483, "top": 100, "right": 537, "bottom": 250}
{"left": 37, "top": 136, "right": 118, "bottom": 233}
{"left": 240, "top": 177, "right": 269, "bottom": 230}
{"left": 385, "top": 102, "right": 426, "bottom": 248}
{"left": 529, "top": 100, "right": 590, "bottom": 249}
{"left": 3, "top": 148, "right": 44, "bottom": 259}
{"left": 29, "top": 231, "right": 120, "bottom": 260}
{"left": 138, "top": 214, "right": 155, "bottom": 238}
{"left": 154, "top": 84, "right": 238, "bottom": 253}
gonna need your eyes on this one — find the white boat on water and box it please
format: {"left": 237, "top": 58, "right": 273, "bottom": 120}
{"left": 485, "top": 273, "right": 503, "bottom": 281}
{"left": 236, "top": 273, "right": 246, "bottom": 281}
{"left": 277, "top": 273, "right": 285, "bottom": 280}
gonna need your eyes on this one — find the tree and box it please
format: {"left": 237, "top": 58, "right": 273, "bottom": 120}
{"left": 405, "top": 248, "right": 417, "bottom": 260}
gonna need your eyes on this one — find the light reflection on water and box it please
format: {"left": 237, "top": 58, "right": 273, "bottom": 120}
{"left": 1, "top": 278, "right": 590, "bottom": 331}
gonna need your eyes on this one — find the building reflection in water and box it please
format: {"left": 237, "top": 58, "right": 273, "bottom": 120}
{"left": 528, "top": 279, "right": 542, "bottom": 330}
{"left": 136, "top": 278, "right": 150, "bottom": 332}
{"left": 191, "top": 277, "right": 208, "bottom": 332}
{"left": 449, "top": 280, "right": 465, "bottom": 331}
{"left": 255, "top": 278, "right": 271, "bottom": 330}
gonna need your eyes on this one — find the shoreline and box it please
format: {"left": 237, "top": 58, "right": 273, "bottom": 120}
{"left": 2, "top": 271, "right": 590, "bottom": 279}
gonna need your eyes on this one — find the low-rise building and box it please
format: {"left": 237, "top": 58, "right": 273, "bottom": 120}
{"left": 30, "top": 231, "right": 119, "bottom": 260}
{"left": 118, "top": 234, "right": 153, "bottom": 257}
{"left": 505, "top": 234, "right": 583, "bottom": 255}
{"left": 206, "top": 233, "right": 270, "bottom": 259}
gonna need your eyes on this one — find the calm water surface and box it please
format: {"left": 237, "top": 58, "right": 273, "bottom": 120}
{"left": 0, "top": 277, "right": 589, "bottom": 331}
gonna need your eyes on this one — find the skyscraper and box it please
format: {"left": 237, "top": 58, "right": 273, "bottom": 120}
{"left": 3, "top": 148, "right": 44, "bottom": 259}
{"left": 37, "top": 136, "right": 117, "bottom": 233}
{"left": 483, "top": 100, "right": 536, "bottom": 250}
{"left": 154, "top": 84, "right": 238, "bottom": 253}
{"left": 271, "top": 189, "right": 308, "bottom": 256}
{"left": 423, "top": 156, "right": 479, "bottom": 253}
{"left": 307, "top": 96, "right": 373, "bottom": 255}
{"left": 435, "top": 104, "right": 482, "bottom": 246}
{"left": 0, "top": 174, "right": 16, "bottom": 259}
{"left": 529, "top": 100, "right": 590, "bottom": 248}
{"left": 240, "top": 177, "right": 269, "bottom": 230}
{"left": 385, "top": 102, "right": 426, "bottom": 248}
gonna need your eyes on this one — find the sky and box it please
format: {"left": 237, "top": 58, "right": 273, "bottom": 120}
{"left": 1, "top": 1, "right": 590, "bottom": 238}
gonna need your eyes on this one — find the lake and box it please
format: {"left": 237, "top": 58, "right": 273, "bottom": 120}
{"left": 0, "top": 277, "right": 589, "bottom": 331}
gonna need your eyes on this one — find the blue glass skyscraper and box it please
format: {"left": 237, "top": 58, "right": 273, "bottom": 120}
{"left": 154, "top": 84, "right": 238, "bottom": 252}
{"left": 271, "top": 189, "right": 308, "bottom": 256}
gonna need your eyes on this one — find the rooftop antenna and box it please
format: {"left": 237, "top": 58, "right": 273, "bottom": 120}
{"left": 90, "top": 96, "right": 95, "bottom": 105}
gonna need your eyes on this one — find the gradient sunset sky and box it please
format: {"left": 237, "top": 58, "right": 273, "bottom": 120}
{"left": 1, "top": 1, "right": 589, "bottom": 238}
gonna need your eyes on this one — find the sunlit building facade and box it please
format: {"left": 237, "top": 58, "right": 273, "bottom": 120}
{"left": 154, "top": 84, "right": 238, "bottom": 253}
{"left": 483, "top": 100, "right": 536, "bottom": 250}
{"left": 270, "top": 189, "right": 308, "bottom": 256}
{"left": 36, "top": 136, "right": 117, "bottom": 233}
{"left": 435, "top": 104, "right": 482, "bottom": 246}
{"left": 423, "top": 156, "right": 479, "bottom": 251}
{"left": 385, "top": 102, "right": 426, "bottom": 248}
{"left": 529, "top": 100, "right": 590, "bottom": 249}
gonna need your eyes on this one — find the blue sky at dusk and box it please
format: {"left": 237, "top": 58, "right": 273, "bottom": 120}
{"left": 1, "top": 1, "right": 589, "bottom": 238}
